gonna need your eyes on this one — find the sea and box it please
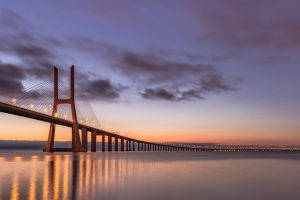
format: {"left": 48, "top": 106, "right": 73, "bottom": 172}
{"left": 0, "top": 150, "right": 300, "bottom": 200}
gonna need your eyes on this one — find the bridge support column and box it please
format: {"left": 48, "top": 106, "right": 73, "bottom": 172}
{"left": 138, "top": 142, "right": 140, "bottom": 151}
{"left": 81, "top": 128, "right": 87, "bottom": 152}
{"left": 91, "top": 130, "right": 96, "bottom": 152}
{"left": 121, "top": 139, "right": 124, "bottom": 151}
{"left": 108, "top": 136, "right": 112, "bottom": 152}
{"left": 129, "top": 141, "right": 132, "bottom": 151}
{"left": 102, "top": 133, "right": 105, "bottom": 152}
{"left": 44, "top": 66, "right": 85, "bottom": 153}
{"left": 140, "top": 143, "right": 143, "bottom": 151}
{"left": 126, "top": 140, "right": 129, "bottom": 151}
{"left": 43, "top": 123, "right": 55, "bottom": 152}
{"left": 132, "top": 141, "right": 135, "bottom": 151}
{"left": 115, "top": 137, "right": 118, "bottom": 151}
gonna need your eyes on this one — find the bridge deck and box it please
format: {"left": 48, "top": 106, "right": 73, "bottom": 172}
{"left": 0, "top": 102, "right": 153, "bottom": 145}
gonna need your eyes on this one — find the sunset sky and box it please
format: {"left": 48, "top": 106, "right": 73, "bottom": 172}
{"left": 0, "top": 0, "right": 299, "bottom": 145}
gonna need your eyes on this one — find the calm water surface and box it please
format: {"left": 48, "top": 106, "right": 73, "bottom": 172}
{"left": 0, "top": 151, "right": 300, "bottom": 200}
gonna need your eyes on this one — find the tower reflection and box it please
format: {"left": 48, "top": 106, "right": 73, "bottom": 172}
{"left": 2, "top": 153, "right": 145, "bottom": 200}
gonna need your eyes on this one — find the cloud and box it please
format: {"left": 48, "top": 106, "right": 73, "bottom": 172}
{"left": 118, "top": 51, "right": 210, "bottom": 83}
{"left": 200, "top": 73, "right": 235, "bottom": 93}
{"left": 0, "top": 62, "right": 43, "bottom": 99}
{"left": 141, "top": 88, "right": 178, "bottom": 101}
{"left": 188, "top": 0, "right": 300, "bottom": 49}
{"left": 78, "top": 78, "right": 125, "bottom": 100}
{"left": 0, "top": 9, "right": 125, "bottom": 101}
{"left": 0, "top": 8, "right": 237, "bottom": 102}
{"left": 71, "top": 37, "right": 237, "bottom": 101}
{"left": 140, "top": 72, "right": 236, "bottom": 102}
{"left": 0, "top": 62, "right": 26, "bottom": 95}
{"left": 116, "top": 51, "right": 237, "bottom": 101}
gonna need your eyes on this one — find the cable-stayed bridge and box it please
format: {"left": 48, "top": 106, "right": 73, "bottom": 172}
{"left": 0, "top": 65, "right": 196, "bottom": 152}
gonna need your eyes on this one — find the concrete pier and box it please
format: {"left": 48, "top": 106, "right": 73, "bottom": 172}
{"left": 91, "top": 130, "right": 96, "bottom": 152}
{"left": 115, "top": 137, "right": 118, "bottom": 151}
{"left": 102, "top": 133, "right": 105, "bottom": 152}
{"left": 121, "top": 139, "right": 124, "bottom": 151}
{"left": 108, "top": 136, "right": 112, "bottom": 152}
{"left": 81, "top": 128, "right": 87, "bottom": 152}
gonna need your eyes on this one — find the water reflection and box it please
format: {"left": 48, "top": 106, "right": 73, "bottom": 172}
{"left": 0, "top": 153, "right": 146, "bottom": 200}
{"left": 0, "top": 152, "right": 300, "bottom": 200}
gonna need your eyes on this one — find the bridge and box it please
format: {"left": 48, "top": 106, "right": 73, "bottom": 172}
{"left": 0, "top": 65, "right": 196, "bottom": 152}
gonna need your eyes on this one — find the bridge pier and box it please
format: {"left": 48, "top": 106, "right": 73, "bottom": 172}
{"left": 121, "top": 138, "right": 124, "bottom": 151}
{"left": 115, "top": 137, "right": 118, "bottom": 151}
{"left": 43, "top": 66, "right": 85, "bottom": 152}
{"left": 132, "top": 141, "right": 135, "bottom": 151}
{"left": 91, "top": 130, "right": 97, "bottom": 152}
{"left": 81, "top": 128, "right": 87, "bottom": 152}
{"left": 102, "top": 133, "right": 105, "bottom": 152}
{"left": 129, "top": 140, "right": 132, "bottom": 151}
{"left": 43, "top": 123, "right": 55, "bottom": 152}
{"left": 108, "top": 135, "right": 112, "bottom": 152}
{"left": 140, "top": 143, "right": 143, "bottom": 151}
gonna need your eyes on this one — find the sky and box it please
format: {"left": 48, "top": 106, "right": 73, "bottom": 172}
{"left": 0, "top": 0, "right": 299, "bottom": 145}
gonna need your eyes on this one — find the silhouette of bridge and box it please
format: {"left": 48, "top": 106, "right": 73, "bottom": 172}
{"left": 0, "top": 65, "right": 196, "bottom": 152}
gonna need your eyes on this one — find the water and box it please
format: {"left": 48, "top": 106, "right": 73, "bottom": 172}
{"left": 0, "top": 151, "right": 300, "bottom": 200}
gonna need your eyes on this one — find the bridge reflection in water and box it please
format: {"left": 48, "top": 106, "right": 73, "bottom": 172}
{"left": 0, "top": 153, "right": 155, "bottom": 200}
{"left": 1, "top": 152, "right": 300, "bottom": 200}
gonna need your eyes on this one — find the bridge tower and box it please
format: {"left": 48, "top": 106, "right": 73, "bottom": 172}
{"left": 43, "top": 65, "right": 85, "bottom": 152}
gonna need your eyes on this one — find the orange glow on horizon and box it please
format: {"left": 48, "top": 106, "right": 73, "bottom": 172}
{"left": 0, "top": 113, "right": 300, "bottom": 146}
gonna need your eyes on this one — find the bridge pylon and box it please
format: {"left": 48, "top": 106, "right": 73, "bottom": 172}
{"left": 43, "top": 65, "right": 86, "bottom": 152}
